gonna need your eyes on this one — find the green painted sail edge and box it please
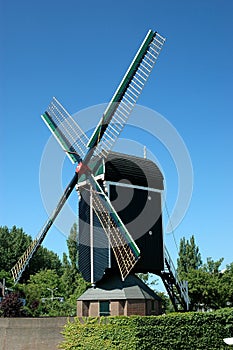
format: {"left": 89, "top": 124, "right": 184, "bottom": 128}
{"left": 87, "top": 29, "right": 155, "bottom": 149}
{"left": 41, "top": 113, "right": 78, "bottom": 164}
{"left": 109, "top": 211, "right": 140, "bottom": 258}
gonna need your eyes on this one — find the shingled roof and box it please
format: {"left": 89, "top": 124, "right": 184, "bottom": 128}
{"left": 78, "top": 274, "right": 161, "bottom": 301}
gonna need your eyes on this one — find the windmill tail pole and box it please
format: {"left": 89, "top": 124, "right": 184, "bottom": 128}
{"left": 11, "top": 172, "right": 78, "bottom": 284}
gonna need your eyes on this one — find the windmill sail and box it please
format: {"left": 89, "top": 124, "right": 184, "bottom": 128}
{"left": 41, "top": 97, "right": 89, "bottom": 163}
{"left": 88, "top": 174, "right": 140, "bottom": 280}
{"left": 89, "top": 30, "right": 165, "bottom": 159}
{"left": 11, "top": 173, "right": 78, "bottom": 284}
{"left": 11, "top": 29, "right": 165, "bottom": 284}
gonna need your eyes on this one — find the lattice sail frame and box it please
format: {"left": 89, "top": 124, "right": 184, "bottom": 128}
{"left": 88, "top": 31, "right": 166, "bottom": 159}
{"left": 43, "top": 31, "right": 166, "bottom": 164}
{"left": 11, "top": 172, "right": 78, "bottom": 284}
{"left": 41, "top": 97, "right": 89, "bottom": 163}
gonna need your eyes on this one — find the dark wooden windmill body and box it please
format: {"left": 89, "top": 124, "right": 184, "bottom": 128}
{"left": 78, "top": 152, "right": 164, "bottom": 282}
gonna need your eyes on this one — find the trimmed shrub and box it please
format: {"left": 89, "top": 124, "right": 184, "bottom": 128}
{"left": 60, "top": 308, "right": 233, "bottom": 350}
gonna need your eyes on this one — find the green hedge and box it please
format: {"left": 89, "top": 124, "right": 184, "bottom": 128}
{"left": 60, "top": 308, "right": 233, "bottom": 350}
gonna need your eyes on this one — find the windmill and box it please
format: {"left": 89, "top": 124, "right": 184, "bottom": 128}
{"left": 11, "top": 29, "right": 189, "bottom": 311}
{"left": 78, "top": 152, "right": 189, "bottom": 312}
{"left": 11, "top": 29, "right": 165, "bottom": 283}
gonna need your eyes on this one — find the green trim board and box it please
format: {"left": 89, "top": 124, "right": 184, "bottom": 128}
{"left": 41, "top": 112, "right": 81, "bottom": 164}
{"left": 87, "top": 29, "right": 156, "bottom": 149}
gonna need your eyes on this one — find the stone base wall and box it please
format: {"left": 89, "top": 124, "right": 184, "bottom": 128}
{"left": 0, "top": 317, "right": 72, "bottom": 350}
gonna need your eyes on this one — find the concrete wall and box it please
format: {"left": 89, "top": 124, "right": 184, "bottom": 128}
{"left": 0, "top": 317, "right": 72, "bottom": 350}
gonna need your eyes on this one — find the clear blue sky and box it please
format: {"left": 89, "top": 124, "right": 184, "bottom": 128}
{"left": 1, "top": 0, "right": 233, "bottom": 286}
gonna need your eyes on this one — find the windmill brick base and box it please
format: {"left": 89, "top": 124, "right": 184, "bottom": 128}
{"left": 77, "top": 274, "right": 162, "bottom": 317}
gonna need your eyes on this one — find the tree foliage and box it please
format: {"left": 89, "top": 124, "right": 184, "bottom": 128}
{"left": 67, "top": 223, "right": 78, "bottom": 268}
{"left": 177, "top": 235, "right": 202, "bottom": 277}
{"left": 0, "top": 224, "right": 88, "bottom": 317}
{"left": 61, "top": 223, "right": 89, "bottom": 310}
{"left": 21, "top": 269, "right": 70, "bottom": 316}
{"left": 0, "top": 225, "right": 62, "bottom": 281}
{"left": 177, "top": 235, "right": 232, "bottom": 311}
{"left": 0, "top": 226, "right": 31, "bottom": 272}
{"left": 1, "top": 225, "right": 232, "bottom": 317}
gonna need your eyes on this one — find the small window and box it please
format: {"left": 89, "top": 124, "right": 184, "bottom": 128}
{"left": 151, "top": 300, "right": 156, "bottom": 311}
{"left": 99, "top": 301, "right": 110, "bottom": 316}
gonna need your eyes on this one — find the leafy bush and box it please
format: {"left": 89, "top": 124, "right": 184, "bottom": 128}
{"left": 60, "top": 317, "right": 138, "bottom": 350}
{"left": 0, "top": 292, "right": 24, "bottom": 317}
{"left": 60, "top": 308, "right": 233, "bottom": 350}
